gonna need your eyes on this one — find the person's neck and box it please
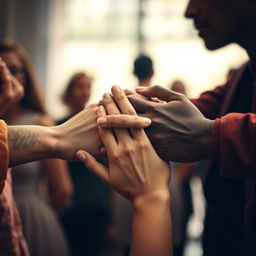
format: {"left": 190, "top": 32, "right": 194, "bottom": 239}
{"left": 139, "top": 79, "right": 151, "bottom": 87}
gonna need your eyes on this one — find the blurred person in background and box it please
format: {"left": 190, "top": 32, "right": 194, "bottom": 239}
{"left": 58, "top": 72, "right": 113, "bottom": 256}
{"left": 0, "top": 39, "right": 72, "bottom": 256}
{"left": 133, "top": 54, "right": 154, "bottom": 87}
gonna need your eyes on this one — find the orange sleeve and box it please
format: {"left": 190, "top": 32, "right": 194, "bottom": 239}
{"left": 0, "top": 120, "right": 8, "bottom": 194}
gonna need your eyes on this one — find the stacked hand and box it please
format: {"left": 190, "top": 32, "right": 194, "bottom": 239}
{"left": 76, "top": 85, "right": 171, "bottom": 201}
{"left": 99, "top": 85, "right": 214, "bottom": 162}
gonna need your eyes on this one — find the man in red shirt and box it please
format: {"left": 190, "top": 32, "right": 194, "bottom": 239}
{"left": 97, "top": 0, "right": 256, "bottom": 255}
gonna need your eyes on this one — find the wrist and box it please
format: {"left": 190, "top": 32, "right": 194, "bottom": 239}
{"left": 132, "top": 190, "right": 170, "bottom": 213}
{"left": 47, "top": 126, "right": 64, "bottom": 158}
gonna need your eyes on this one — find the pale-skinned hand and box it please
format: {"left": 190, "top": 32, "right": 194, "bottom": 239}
{"left": 53, "top": 103, "right": 103, "bottom": 160}
{"left": 76, "top": 86, "right": 171, "bottom": 201}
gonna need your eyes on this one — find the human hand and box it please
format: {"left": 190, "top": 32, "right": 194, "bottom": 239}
{"left": 76, "top": 86, "right": 171, "bottom": 202}
{"left": 53, "top": 103, "right": 102, "bottom": 160}
{"left": 100, "top": 85, "right": 214, "bottom": 162}
{"left": 0, "top": 59, "right": 24, "bottom": 117}
{"left": 132, "top": 85, "right": 214, "bottom": 162}
{"left": 97, "top": 89, "right": 151, "bottom": 129}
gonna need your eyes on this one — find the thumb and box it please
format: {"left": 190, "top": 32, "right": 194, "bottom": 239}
{"left": 76, "top": 150, "right": 109, "bottom": 184}
{"left": 136, "top": 85, "right": 182, "bottom": 102}
{"left": 127, "top": 96, "right": 156, "bottom": 113}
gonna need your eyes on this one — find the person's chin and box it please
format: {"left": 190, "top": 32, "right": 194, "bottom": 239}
{"left": 203, "top": 39, "right": 228, "bottom": 51}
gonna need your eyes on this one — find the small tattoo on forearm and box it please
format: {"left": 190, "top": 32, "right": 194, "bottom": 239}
{"left": 9, "top": 128, "right": 40, "bottom": 151}
{"left": 53, "top": 141, "right": 61, "bottom": 157}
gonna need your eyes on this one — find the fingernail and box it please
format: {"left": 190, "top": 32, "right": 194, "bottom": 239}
{"left": 144, "top": 118, "right": 151, "bottom": 125}
{"left": 97, "top": 105, "right": 104, "bottom": 116}
{"left": 112, "top": 85, "right": 121, "bottom": 93}
{"left": 97, "top": 117, "right": 107, "bottom": 125}
{"left": 103, "top": 93, "right": 111, "bottom": 99}
{"left": 136, "top": 87, "right": 146, "bottom": 91}
{"left": 76, "top": 151, "right": 87, "bottom": 161}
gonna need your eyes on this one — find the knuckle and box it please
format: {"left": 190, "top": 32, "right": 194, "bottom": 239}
{"left": 138, "top": 141, "right": 147, "bottom": 150}
{"left": 115, "top": 92, "right": 126, "bottom": 100}
{"left": 4, "top": 91, "right": 14, "bottom": 102}
{"left": 124, "top": 108, "right": 136, "bottom": 115}
{"left": 124, "top": 145, "right": 135, "bottom": 155}
{"left": 111, "top": 152, "right": 120, "bottom": 162}
{"left": 119, "top": 116, "right": 127, "bottom": 123}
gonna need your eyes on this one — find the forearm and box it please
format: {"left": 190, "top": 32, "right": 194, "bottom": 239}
{"left": 8, "top": 125, "right": 58, "bottom": 166}
{"left": 130, "top": 191, "right": 173, "bottom": 256}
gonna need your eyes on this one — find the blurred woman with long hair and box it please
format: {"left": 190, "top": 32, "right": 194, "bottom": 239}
{"left": 0, "top": 39, "right": 72, "bottom": 256}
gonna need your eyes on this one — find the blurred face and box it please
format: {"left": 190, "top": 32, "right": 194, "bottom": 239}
{"left": 184, "top": 0, "right": 256, "bottom": 50}
{"left": 0, "top": 51, "right": 26, "bottom": 86}
{"left": 70, "top": 76, "right": 91, "bottom": 108}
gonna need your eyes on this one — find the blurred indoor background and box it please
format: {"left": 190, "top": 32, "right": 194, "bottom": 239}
{"left": 0, "top": 0, "right": 247, "bottom": 118}
{"left": 0, "top": 1, "right": 248, "bottom": 256}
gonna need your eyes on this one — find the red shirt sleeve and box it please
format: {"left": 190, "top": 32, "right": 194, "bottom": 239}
{"left": 191, "top": 84, "right": 227, "bottom": 119}
{"left": 212, "top": 113, "right": 256, "bottom": 178}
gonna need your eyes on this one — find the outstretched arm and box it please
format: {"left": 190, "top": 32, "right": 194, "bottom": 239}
{"left": 77, "top": 86, "right": 172, "bottom": 256}
{"left": 7, "top": 104, "right": 102, "bottom": 166}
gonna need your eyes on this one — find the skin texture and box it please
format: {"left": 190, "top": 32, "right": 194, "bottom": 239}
{"left": 76, "top": 85, "right": 172, "bottom": 256}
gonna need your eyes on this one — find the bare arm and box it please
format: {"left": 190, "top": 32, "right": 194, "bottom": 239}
{"left": 7, "top": 103, "right": 103, "bottom": 166}
{"left": 8, "top": 125, "right": 56, "bottom": 166}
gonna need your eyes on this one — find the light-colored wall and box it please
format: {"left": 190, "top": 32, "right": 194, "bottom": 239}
{"left": 0, "top": 0, "right": 50, "bottom": 89}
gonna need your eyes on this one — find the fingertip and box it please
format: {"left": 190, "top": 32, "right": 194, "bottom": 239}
{"left": 123, "top": 89, "right": 135, "bottom": 95}
{"left": 143, "top": 118, "right": 151, "bottom": 126}
{"left": 112, "top": 85, "right": 121, "bottom": 93}
{"left": 97, "top": 117, "right": 107, "bottom": 125}
{"left": 97, "top": 105, "right": 105, "bottom": 117}
{"left": 136, "top": 87, "right": 147, "bottom": 92}
{"left": 76, "top": 150, "right": 87, "bottom": 162}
